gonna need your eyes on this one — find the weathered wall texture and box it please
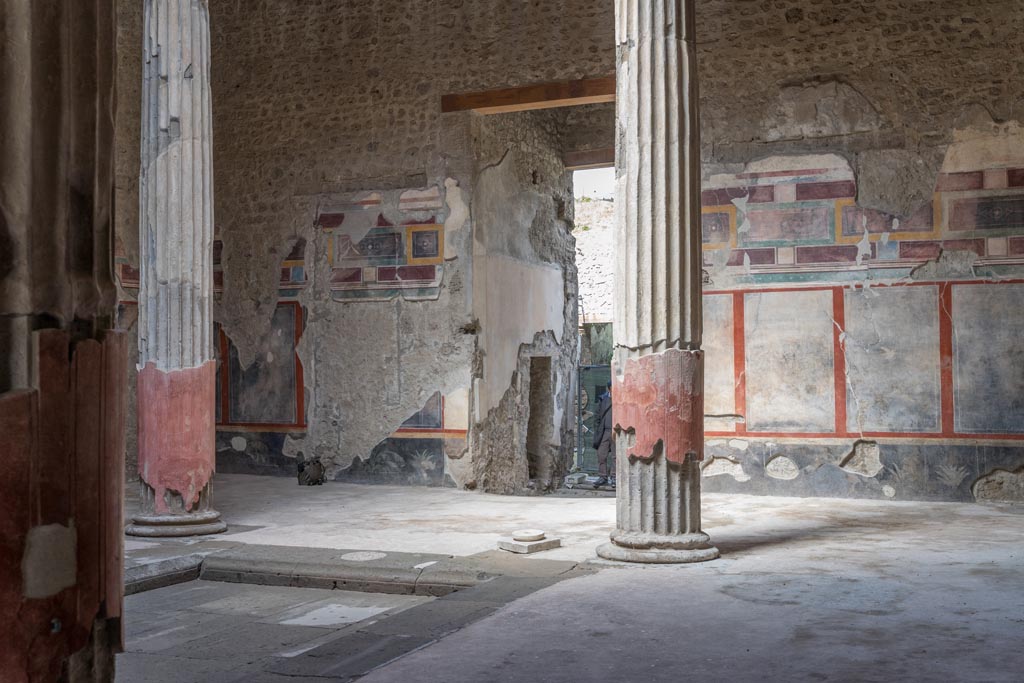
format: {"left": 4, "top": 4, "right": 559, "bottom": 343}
{"left": 113, "top": 0, "right": 600, "bottom": 490}
{"left": 469, "top": 112, "right": 579, "bottom": 492}
{"left": 567, "top": 2, "right": 1024, "bottom": 501}
{"left": 112, "top": 0, "right": 1024, "bottom": 501}
{"left": 692, "top": 1, "right": 1024, "bottom": 502}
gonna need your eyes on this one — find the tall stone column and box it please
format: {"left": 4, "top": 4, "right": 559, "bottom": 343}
{"left": 597, "top": 0, "right": 718, "bottom": 563}
{"left": 127, "top": 0, "right": 225, "bottom": 536}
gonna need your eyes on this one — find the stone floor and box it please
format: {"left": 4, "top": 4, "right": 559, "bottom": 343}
{"left": 116, "top": 580, "right": 432, "bottom": 682}
{"left": 120, "top": 475, "right": 1024, "bottom": 682}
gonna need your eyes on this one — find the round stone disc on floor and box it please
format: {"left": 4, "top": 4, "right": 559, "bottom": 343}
{"left": 512, "top": 529, "right": 546, "bottom": 542}
{"left": 339, "top": 551, "right": 387, "bottom": 562}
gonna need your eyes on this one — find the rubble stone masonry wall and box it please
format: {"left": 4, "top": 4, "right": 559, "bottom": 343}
{"left": 113, "top": 1, "right": 1024, "bottom": 500}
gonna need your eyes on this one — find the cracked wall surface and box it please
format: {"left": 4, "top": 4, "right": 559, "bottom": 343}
{"left": 469, "top": 112, "right": 579, "bottom": 493}
{"left": 569, "top": 3, "right": 1024, "bottom": 502}
{"left": 113, "top": 0, "right": 599, "bottom": 488}
{"left": 109, "top": 1, "right": 1024, "bottom": 500}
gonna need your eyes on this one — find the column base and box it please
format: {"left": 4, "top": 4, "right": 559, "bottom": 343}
{"left": 125, "top": 510, "right": 227, "bottom": 537}
{"left": 596, "top": 530, "right": 719, "bottom": 564}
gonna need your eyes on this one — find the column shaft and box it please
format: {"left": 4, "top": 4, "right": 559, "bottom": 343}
{"left": 127, "top": 0, "right": 224, "bottom": 537}
{"left": 597, "top": 0, "right": 718, "bottom": 563}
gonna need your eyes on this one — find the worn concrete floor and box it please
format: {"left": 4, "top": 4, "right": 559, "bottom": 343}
{"left": 121, "top": 475, "right": 1024, "bottom": 682}
{"left": 125, "top": 473, "right": 617, "bottom": 564}
{"left": 116, "top": 580, "right": 433, "bottom": 682}
{"left": 362, "top": 498, "right": 1024, "bottom": 683}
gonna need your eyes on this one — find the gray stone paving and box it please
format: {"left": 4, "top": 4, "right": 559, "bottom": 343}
{"left": 116, "top": 565, "right": 586, "bottom": 682}
{"left": 115, "top": 581, "right": 432, "bottom": 682}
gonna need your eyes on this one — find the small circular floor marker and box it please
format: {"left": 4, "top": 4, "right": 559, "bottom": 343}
{"left": 339, "top": 551, "right": 387, "bottom": 562}
{"left": 512, "top": 529, "right": 545, "bottom": 542}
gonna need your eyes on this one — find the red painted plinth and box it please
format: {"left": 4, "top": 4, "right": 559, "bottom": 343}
{"left": 613, "top": 348, "right": 704, "bottom": 464}
{"left": 137, "top": 360, "right": 216, "bottom": 514}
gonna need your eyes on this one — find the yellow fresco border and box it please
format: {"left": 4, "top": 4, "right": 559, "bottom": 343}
{"left": 834, "top": 197, "right": 943, "bottom": 244}
{"left": 405, "top": 224, "right": 445, "bottom": 265}
{"left": 700, "top": 204, "right": 737, "bottom": 251}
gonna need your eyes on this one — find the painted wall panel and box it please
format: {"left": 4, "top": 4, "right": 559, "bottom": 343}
{"left": 703, "top": 294, "right": 735, "bottom": 423}
{"left": 228, "top": 304, "right": 298, "bottom": 424}
{"left": 844, "top": 286, "right": 941, "bottom": 432}
{"left": 745, "top": 290, "right": 835, "bottom": 432}
{"left": 953, "top": 283, "right": 1024, "bottom": 433}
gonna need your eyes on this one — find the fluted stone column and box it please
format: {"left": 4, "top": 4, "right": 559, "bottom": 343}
{"left": 597, "top": 0, "right": 718, "bottom": 563}
{"left": 127, "top": 0, "right": 225, "bottom": 537}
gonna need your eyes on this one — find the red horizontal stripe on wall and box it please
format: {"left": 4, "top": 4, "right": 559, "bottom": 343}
{"left": 398, "top": 265, "right": 436, "bottom": 280}
{"left": 735, "top": 168, "right": 829, "bottom": 180}
{"left": 726, "top": 248, "right": 776, "bottom": 266}
{"left": 796, "top": 245, "right": 869, "bottom": 264}
{"left": 795, "top": 180, "right": 856, "bottom": 201}
{"left": 318, "top": 213, "right": 345, "bottom": 228}
{"left": 701, "top": 185, "right": 775, "bottom": 206}
{"left": 899, "top": 241, "right": 942, "bottom": 259}
{"left": 936, "top": 171, "right": 984, "bottom": 192}
{"left": 330, "top": 267, "right": 362, "bottom": 283}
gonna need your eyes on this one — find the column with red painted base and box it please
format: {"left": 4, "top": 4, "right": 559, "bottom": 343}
{"left": 596, "top": 0, "right": 718, "bottom": 563}
{"left": 127, "top": 0, "right": 225, "bottom": 537}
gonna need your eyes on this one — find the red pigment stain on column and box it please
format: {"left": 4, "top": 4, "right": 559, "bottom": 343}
{"left": 137, "top": 360, "right": 216, "bottom": 513}
{"left": 613, "top": 348, "right": 704, "bottom": 464}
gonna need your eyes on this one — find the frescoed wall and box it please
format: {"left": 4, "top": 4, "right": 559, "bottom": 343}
{"left": 697, "top": 131, "right": 1024, "bottom": 502}
{"left": 318, "top": 188, "right": 445, "bottom": 302}
{"left": 110, "top": 0, "right": 1024, "bottom": 501}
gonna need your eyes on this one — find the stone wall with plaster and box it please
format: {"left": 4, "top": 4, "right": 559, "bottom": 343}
{"left": 469, "top": 112, "right": 579, "bottom": 493}
{"left": 696, "top": 131, "right": 1024, "bottom": 503}
{"left": 567, "top": 2, "right": 1024, "bottom": 502}
{"left": 113, "top": 0, "right": 598, "bottom": 489}
{"left": 692, "top": 0, "right": 1024, "bottom": 502}
{"left": 111, "top": 1, "right": 1024, "bottom": 500}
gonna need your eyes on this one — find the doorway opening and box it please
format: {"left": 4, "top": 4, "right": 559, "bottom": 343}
{"left": 526, "top": 355, "right": 553, "bottom": 481}
{"left": 572, "top": 167, "right": 615, "bottom": 473}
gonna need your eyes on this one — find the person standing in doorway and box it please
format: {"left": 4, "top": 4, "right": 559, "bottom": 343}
{"left": 593, "top": 381, "right": 615, "bottom": 488}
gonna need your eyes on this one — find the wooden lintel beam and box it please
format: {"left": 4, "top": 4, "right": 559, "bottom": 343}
{"left": 441, "top": 76, "right": 615, "bottom": 115}
{"left": 564, "top": 147, "right": 615, "bottom": 171}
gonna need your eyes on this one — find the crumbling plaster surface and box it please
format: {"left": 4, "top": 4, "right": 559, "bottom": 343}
{"left": 572, "top": 8, "right": 1024, "bottom": 503}
{"left": 281, "top": 179, "right": 477, "bottom": 476}
{"left": 470, "top": 112, "right": 579, "bottom": 493}
{"left": 109, "top": 0, "right": 1024, "bottom": 500}
{"left": 113, "top": 0, "right": 610, "bottom": 482}
{"left": 702, "top": 438, "right": 1024, "bottom": 503}
{"left": 696, "top": 2, "right": 1023, "bottom": 217}
{"left": 560, "top": 4, "right": 1024, "bottom": 220}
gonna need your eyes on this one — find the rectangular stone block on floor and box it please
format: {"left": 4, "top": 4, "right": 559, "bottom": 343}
{"left": 497, "top": 537, "right": 561, "bottom": 554}
{"left": 188, "top": 585, "right": 347, "bottom": 618}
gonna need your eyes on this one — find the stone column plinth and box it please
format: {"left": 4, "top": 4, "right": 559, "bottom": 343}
{"left": 596, "top": 0, "right": 718, "bottom": 563}
{"left": 127, "top": 0, "right": 225, "bottom": 537}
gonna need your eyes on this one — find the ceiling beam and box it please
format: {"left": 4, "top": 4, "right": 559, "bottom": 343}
{"left": 441, "top": 76, "right": 615, "bottom": 115}
{"left": 564, "top": 147, "right": 615, "bottom": 171}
